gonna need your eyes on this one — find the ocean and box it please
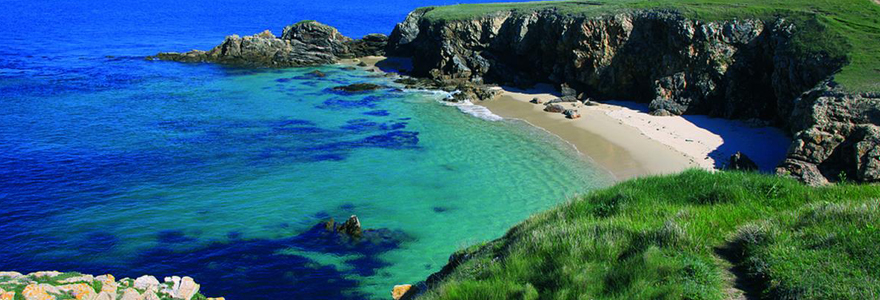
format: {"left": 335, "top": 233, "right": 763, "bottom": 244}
{"left": 0, "top": 0, "right": 613, "bottom": 299}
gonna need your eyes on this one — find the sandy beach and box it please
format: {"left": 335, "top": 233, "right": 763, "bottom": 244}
{"left": 478, "top": 86, "right": 791, "bottom": 181}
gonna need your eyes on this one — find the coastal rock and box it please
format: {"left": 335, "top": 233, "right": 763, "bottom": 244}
{"left": 777, "top": 84, "right": 880, "bottom": 184}
{"left": 308, "top": 70, "right": 327, "bottom": 78}
{"left": 563, "top": 109, "right": 581, "bottom": 119}
{"left": 58, "top": 283, "right": 96, "bottom": 300}
{"left": 544, "top": 104, "right": 565, "bottom": 113}
{"left": 391, "top": 284, "right": 414, "bottom": 300}
{"left": 337, "top": 215, "right": 363, "bottom": 237}
{"left": 153, "top": 21, "right": 388, "bottom": 67}
{"left": 120, "top": 288, "right": 141, "bottom": 300}
{"left": 530, "top": 97, "right": 543, "bottom": 104}
{"left": 1, "top": 272, "right": 219, "bottom": 300}
{"left": 727, "top": 151, "right": 759, "bottom": 171}
{"left": 134, "top": 275, "right": 160, "bottom": 291}
{"left": 22, "top": 284, "right": 53, "bottom": 300}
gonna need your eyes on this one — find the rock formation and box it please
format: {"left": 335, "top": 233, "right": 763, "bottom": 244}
{"left": 150, "top": 21, "right": 387, "bottom": 67}
{"left": 727, "top": 151, "right": 759, "bottom": 171}
{"left": 386, "top": 8, "right": 879, "bottom": 184}
{"left": 0, "top": 271, "right": 220, "bottom": 300}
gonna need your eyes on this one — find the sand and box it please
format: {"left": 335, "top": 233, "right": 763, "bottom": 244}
{"left": 479, "top": 85, "right": 791, "bottom": 181}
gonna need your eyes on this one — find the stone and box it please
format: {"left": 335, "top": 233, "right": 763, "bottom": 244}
{"left": 143, "top": 290, "right": 161, "bottom": 300}
{"left": 391, "top": 284, "right": 413, "bottom": 300}
{"left": 176, "top": 277, "right": 200, "bottom": 300}
{"left": 530, "top": 97, "right": 543, "bottom": 104}
{"left": 0, "top": 290, "right": 14, "bottom": 300}
{"left": 563, "top": 109, "right": 581, "bottom": 119}
{"left": 337, "top": 215, "right": 362, "bottom": 237}
{"left": 120, "top": 288, "right": 141, "bottom": 300}
{"left": 727, "top": 152, "right": 758, "bottom": 171}
{"left": 134, "top": 275, "right": 160, "bottom": 291}
{"left": 544, "top": 104, "right": 565, "bottom": 113}
{"left": 22, "top": 284, "right": 54, "bottom": 300}
{"left": 93, "top": 292, "right": 113, "bottom": 300}
{"left": 357, "top": 61, "right": 369, "bottom": 67}
{"left": 58, "top": 283, "right": 96, "bottom": 300}
{"left": 650, "top": 109, "right": 675, "bottom": 116}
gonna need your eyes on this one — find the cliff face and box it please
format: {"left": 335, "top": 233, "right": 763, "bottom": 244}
{"left": 152, "top": 21, "right": 387, "bottom": 67}
{"left": 387, "top": 8, "right": 879, "bottom": 184}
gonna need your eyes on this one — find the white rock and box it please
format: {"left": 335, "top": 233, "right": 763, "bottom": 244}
{"left": 0, "top": 272, "right": 24, "bottom": 279}
{"left": 176, "top": 277, "right": 200, "bottom": 300}
{"left": 144, "top": 290, "right": 162, "bottom": 300}
{"left": 134, "top": 276, "right": 160, "bottom": 291}
{"left": 94, "top": 291, "right": 114, "bottom": 300}
{"left": 120, "top": 288, "right": 141, "bottom": 300}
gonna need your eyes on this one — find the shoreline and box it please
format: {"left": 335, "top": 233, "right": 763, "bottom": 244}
{"left": 477, "top": 86, "right": 791, "bottom": 181}
{"left": 343, "top": 57, "right": 790, "bottom": 182}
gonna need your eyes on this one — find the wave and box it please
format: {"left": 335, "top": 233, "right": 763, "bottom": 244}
{"left": 442, "top": 99, "right": 503, "bottom": 122}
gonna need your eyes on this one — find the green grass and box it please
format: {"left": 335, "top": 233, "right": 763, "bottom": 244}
{"left": 417, "top": 170, "right": 880, "bottom": 300}
{"left": 419, "top": 0, "right": 880, "bottom": 92}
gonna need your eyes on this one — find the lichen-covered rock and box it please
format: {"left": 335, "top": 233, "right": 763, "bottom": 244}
{"left": 119, "top": 288, "right": 140, "bottom": 300}
{"left": 391, "top": 284, "right": 413, "bottom": 300}
{"left": 153, "top": 21, "right": 387, "bottom": 67}
{"left": 58, "top": 283, "right": 96, "bottom": 300}
{"left": 22, "top": 284, "right": 54, "bottom": 300}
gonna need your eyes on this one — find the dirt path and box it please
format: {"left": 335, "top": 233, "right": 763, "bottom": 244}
{"left": 714, "top": 246, "right": 762, "bottom": 300}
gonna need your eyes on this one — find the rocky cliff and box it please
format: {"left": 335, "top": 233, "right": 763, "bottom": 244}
{"left": 151, "top": 21, "right": 387, "bottom": 67}
{"left": 0, "top": 271, "right": 219, "bottom": 300}
{"left": 387, "top": 7, "right": 879, "bottom": 184}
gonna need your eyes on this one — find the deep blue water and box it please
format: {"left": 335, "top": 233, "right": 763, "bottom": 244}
{"left": 0, "top": 1, "right": 612, "bottom": 299}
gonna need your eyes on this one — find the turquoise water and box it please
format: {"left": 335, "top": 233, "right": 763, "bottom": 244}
{"left": 0, "top": 1, "right": 613, "bottom": 299}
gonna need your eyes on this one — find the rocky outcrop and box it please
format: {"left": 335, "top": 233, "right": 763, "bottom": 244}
{"left": 387, "top": 8, "right": 878, "bottom": 184}
{"left": 151, "top": 21, "right": 387, "bottom": 67}
{"left": 0, "top": 271, "right": 221, "bottom": 300}
{"left": 778, "top": 84, "right": 880, "bottom": 185}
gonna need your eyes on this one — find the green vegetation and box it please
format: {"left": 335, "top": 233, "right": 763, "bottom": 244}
{"left": 418, "top": 170, "right": 880, "bottom": 300}
{"left": 421, "top": 0, "right": 880, "bottom": 92}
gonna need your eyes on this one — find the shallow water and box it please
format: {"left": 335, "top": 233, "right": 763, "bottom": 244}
{"left": 1, "top": 1, "right": 613, "bottom": 299}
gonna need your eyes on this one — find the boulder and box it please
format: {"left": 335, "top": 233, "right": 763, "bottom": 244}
{"left": 120, "top": 288, "right": 141, "bottom": 300}
{"left": 727, "top": 152, "right": 758, "bottom": 171}
{"left": 392, "top": 284, "right": 414, "bottom": 300}
{"left": 337, "top": 215, "right": 362, "bottom": 237}
{"left": 134, "top": 275, "right": 160, "bottom": 291}
{"left": 544, "top": 104, "right": 565, "bottom": 113}
{"left": 22, "top": 284, "right": 53, "bottom": 300}
{"left": 28, "top": 271, "right": 61, "bottom": 279}
{"left": 530, "top": 97, "right": 543, "bottom": 104}
{"left": 176, "top": 277, "right": 200, "bottom": 300}
{"left": 143, "top": 290, "right": 161, "bottom": 300}
{"left": 58, "top": 283, "right": 96, "bottom": 300}
{"left": 94, "top": 292, "right": 113, "bottom": 300}
{"left": 0, "top": 289, "right": 14, "bottom": 300}
{"left": 563, "top": 109, "right": 581, "bottom": 119}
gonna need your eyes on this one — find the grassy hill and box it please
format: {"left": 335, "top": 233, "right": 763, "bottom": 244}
{"left": 417, "top": 170, "right": 880, "bottom": 299}
{"left": 420, "top": 0, "right": 880, "bottom": 93}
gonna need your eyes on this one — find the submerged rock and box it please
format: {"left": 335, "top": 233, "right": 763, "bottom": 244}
{"left": 333, "top": 83, "right": 383, "bottom": 92}
{"left": 152, "top": 21, "right": 387, "bottom": 67}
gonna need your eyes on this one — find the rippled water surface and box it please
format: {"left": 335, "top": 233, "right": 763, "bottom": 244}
{"left": 0, "top": 0, "right": 613, "bottom": 298}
